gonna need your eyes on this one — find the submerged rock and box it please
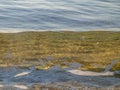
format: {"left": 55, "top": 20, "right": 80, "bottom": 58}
{"left": 49, "top": 65, "right": 62, "bottom": 71}
{"left": 45, "top": 56, "right": 55, "bottom": 61}
{"left": 69, "top": 62, "right": 82, "bottom": 69}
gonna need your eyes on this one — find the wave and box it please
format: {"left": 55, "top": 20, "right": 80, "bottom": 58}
{"left": 0, "top": 0, "right": 120, "bottom": 31}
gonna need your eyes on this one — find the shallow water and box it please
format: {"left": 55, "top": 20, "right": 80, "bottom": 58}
{"left": 0, "top": 66, "right": 120, "bottom": 86}
{"left": 0, "top": 65, "right": 120, "bottom": 89}
{"left": 0, "top": 0, "right": 120, "bottom": 31}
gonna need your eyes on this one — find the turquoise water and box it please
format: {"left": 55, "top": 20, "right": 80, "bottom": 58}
{"left": 0, "top": 0, "right": 120, "bottom": 31}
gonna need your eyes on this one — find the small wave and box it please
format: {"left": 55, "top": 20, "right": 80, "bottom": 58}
{"left": 0, "top": 0, "right": 119, "bottom": 31}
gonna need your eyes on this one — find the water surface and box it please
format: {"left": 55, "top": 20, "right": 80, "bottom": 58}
{"left": 0, "top": 0, "right": 120, "bottom": 31}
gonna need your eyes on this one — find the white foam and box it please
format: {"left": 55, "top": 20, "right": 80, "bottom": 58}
{"left": 0, "top": 29, "right": 34, "bottom": 33}
{"left": 14, "top": 71, "right": 31, "bottom": 77}
{"left": 14, "top": 85, "right": 28, "bottom": 89}
{"left": 0, "top": 28, "right": 120, "bottom": 33}
{"left": 0, "top": 84, "right": 4, "bottom": 88}
{"left": 67, "top": 70, "right": 114, "bottom": 76}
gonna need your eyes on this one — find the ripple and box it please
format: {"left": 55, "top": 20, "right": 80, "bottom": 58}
{"left": 0, "top": 0, "right": 120, "bottom": 31}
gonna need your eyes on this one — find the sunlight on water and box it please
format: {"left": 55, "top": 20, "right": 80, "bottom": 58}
{"left": 0, "top": 0, "right": 120, "bottom": 31}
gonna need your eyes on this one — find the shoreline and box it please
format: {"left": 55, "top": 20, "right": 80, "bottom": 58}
{"left": 0, "top": 30, "right": 120, "bottom": 89}
{"left": 0, "top": 28, "right": 120, "bottom": 33}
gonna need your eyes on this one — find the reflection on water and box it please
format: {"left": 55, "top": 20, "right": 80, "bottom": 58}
{"left": 0, "top": 0, "right": 120, "bottom": 31}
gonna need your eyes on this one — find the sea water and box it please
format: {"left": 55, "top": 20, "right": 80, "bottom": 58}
{"left": 0, "top": 0, "right": 120, "bottom": 32}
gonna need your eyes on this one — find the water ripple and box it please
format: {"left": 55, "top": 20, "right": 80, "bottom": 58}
{"left": 0, "top": 0, "right": 120, "bottom": 31}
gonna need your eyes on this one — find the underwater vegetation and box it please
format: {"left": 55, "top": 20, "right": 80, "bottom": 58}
{"left": 0, "top": 31, "right": 120, "bottom": 72}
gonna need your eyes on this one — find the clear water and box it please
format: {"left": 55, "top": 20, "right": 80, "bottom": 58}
{"left": 0, "top": 0, "right": 120, "bottom": 31}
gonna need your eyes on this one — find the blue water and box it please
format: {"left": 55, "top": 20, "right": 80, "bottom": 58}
{"left": 0, "top": 0, "right": 120, "bottom": 31}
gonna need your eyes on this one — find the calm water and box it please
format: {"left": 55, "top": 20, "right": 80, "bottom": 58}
{"left": 0, "top": 0, "right": 120, "bottom": 32}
